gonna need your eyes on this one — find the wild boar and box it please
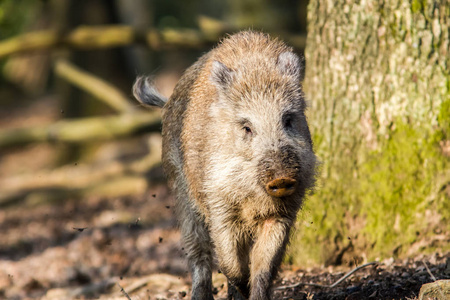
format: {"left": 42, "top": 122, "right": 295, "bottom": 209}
{"left": 133, "top": 30, "right": 317, "bottom": 300}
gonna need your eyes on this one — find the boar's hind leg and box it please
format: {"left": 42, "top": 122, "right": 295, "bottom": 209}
{"left": 249, "top": 219, "right": 291, "bottom": 300}
{"left": 178, "top": 201, "right": 214, "bottom": 300}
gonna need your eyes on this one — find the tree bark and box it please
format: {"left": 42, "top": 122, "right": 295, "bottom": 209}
{"left": 297, "top": 0, "right": 449, "bottom": 265}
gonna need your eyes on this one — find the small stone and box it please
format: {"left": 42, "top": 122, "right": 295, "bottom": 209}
{"left": 419, "top": 280, "right": 450, "bottom": 300}
{"left": 346, "top": 286, "right": 361, "bottom": 294}
{"left": 401, "top": 272, "right": 410, "bottom": 278}
{"left": 394, "top": 285, "right": 404, "bottom": 292}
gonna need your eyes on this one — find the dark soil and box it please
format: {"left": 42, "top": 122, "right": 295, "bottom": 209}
{"left": 273, "top": 254, "right": 449, "bottom": 300}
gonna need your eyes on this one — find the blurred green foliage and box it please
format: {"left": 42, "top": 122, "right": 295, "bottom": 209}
{"left": 0, "top": 0, "right": 37, "bottom": 40}
{"left": 152, "top": 0, "right": 304, "bottom": 32}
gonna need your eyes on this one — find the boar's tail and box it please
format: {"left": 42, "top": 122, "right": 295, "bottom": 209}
{"left": 133, "top": 76, "right": 168, "bottom": 108}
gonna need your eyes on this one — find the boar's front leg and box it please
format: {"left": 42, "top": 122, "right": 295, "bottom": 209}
{"left": 210, "top": 216, "right": 250, "bottom": 300}
{"left": 249, "top": 218, "right": 292, "bottom": 300}
{"left": 227, "top": 280, "right": 249, "bottom": 300}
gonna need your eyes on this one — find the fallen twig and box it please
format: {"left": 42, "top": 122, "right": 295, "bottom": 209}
{"left": 0, "top": 23, "right": 307, "bottom": 59}
{"left": 118, "top": 283, "right": 132, "bottom": 300}
{"left": 0, "top": 134, "right": 162, "bottom": 205}
{"left": 422, "top": 260, "right": 446, "bottom": 300}
{"left": 0, "top": 111, "right": 160, "bottom": 147}
{"left": 0, "top": 26, "right": 212, "bottom": 58}
{"left": 275, "top": 261, "right": 378, "bottom": 290}
{"left": 423, "top": 260, "right": 437, "bottom": 282}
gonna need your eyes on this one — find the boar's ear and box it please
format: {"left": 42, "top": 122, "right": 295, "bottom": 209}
{"left": 210, "top": 61, "right": 234, "bottom": 89}
{"left": 277, "top": 52, "right": 304, "bottom": 81}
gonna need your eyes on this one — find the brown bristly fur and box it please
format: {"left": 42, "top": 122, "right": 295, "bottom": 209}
{"left": 134, "top": 30, "right": 317, "bottom": 300}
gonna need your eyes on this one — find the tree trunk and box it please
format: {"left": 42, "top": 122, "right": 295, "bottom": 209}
{"left": 294, "top": 0, "right": 449, "bottom": 266}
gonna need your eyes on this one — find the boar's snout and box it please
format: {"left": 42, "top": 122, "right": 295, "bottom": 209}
{"left": 265, "top": 177, "right": 297, "bottom": 197}
{"left": 258, "top": 145, "right": 305, "bottom": 198}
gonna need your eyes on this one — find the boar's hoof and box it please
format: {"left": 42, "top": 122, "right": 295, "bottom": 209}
{"left": 265, "top": 177, "right": 297, "bottom": 197}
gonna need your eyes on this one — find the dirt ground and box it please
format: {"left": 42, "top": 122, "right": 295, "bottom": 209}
{"left": 0, "top": 185, "right": 449, "bottom": 300}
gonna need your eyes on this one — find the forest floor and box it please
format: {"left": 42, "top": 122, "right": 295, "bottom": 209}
{"left": 0, "top": 185, "right": 449, "bottom": 300}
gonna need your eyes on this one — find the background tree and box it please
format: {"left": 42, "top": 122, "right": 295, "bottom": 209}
{"left": 293, "top": 0, "right": 449, "bottom": 266}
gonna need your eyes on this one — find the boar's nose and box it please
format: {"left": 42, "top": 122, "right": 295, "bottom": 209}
{"left": 265, "top": 177, "right": 297, "bottom": 197}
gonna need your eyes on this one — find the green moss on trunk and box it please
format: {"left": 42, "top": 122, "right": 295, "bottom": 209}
{"left": 291, "top": 0, "right": 450, "bottom": 266}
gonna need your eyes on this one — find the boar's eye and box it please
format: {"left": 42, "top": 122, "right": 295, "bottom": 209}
{"left": 238, "top": 118, "right": 254, "bottom": 137}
